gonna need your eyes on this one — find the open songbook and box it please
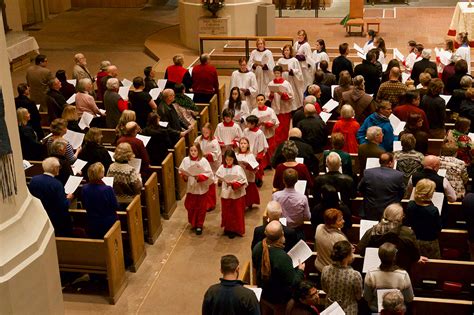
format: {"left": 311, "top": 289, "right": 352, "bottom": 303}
{"left": 180, "top": 163, "right": 206, "bottom": 177}
{"left": 237, "top": 154, "right": 259, "bottom": 170}
{"left": 320, "top": 302, "right": 345, "bottom": 315}
{"left": 268, "top": 84, "right": 289, "bottom": 94}
{"left": 322, "top": 99, "right": 339, "bottom": 112}
{"left": 64, "top": 175, "right": 83, "bottom": 194}
{"left": 389, "top": 114, "right": 406, "bottom": 136}
{"left": 287, "top": 239, "right": 313, "bottom": 268}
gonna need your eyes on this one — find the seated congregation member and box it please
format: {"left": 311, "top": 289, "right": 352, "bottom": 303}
{"left": 104, "top": 77, "right": 128, "bottom": 128}
{"left": 266, "top": 65, "right": 295, "bottom": 147}
{"left": 363, "top": 242, "right": 414, "bottom": 313}
{"left": 191, "top": 53, "right": 219, "bottom": 103}
{"left": 115, "top": 109, "right": 136, "bottom": 139}
{"left": 56, "top": 69, "right": 75, "bottom": 101}
{"left": 381, "top": 291, "right": 407, "bottom": 315}
{"left": 78, "top": 127, "right": 113, "bottom": 180}
{"left": 17, "top": 107, "right": 44, "bottom": 160}
{"left": 128, "top": 76, "right": 157, "bottom": 129}
{"left": 393, "top": 133, "right": 424, "bottom": 187}
{"left": 46, "top": 77, "right": 67, "bottom": 123}
{"left": 321, "top": 240, "right": 362, "bottom": 315}
{"left": 49, "top": 139, "right": 73, "bottom": 186}
{"left": 82, "top": 162, "right": 119, "bottom": 239}
{"left": 376, "top": 67, "right": 407, "bottom": 107}
{"left": 215, "top": 108, "right": 242, "bottom": 152}
{"left": 439, "top": 143, "right": 469, "bottom": 200}
{"left": 323, "top": 133, "right": 353, "bottom": 176}
{"left": 62, "top": 105, "right": 81, "bottom": 133}
{"left": 75, "top": 78, "right": 103, "bottom": 119}
{"left": 29, "top": 157, "right": 74, "bottom": 236}
{"left": 273, "top": 140, "right": 313, "bottom": 191}
{"left": 314, "top": 208, "right": 347, "bottom": 273}
{"left": 116, "top": 121, "right": 150, "bottom": 178}
{"left": 316, "top": 152, "right": 354, "bottom": 205}
{"left": 230, "top": 57, "right": 258, "bottom": 111}
{"left": 411, "top": 49, "right": 438, "bottom": 86}
{"left": 164, "top": 54, "right": 192, "bottom": 91}
{"left": 406, "top": 179, "right": 442, "bottom": 258}
{"left": 447, "top": 75, "right": 472, "bottom": 113}
{"left": 354, "top": 50, "right": 381, "bottom": 95}
{"left": 224, "top": 86, "right": 250, "bottom": 129}
{"left": 339, "top": 75, "right": 375, "bottom": 125}
{"left": 236, "top": 138, "right": 260, "bottom": 209}
{"left": 202, "top": 255, "right": 260, "bottom": 315}
{"left": 277, "top": 44, "right": 304, "bottom": 111}
{"left": 158, "top": 89, "right": 191, "bottom": 138}
{"left": 358, "top": 126, "right": 385, "bottom": 172}
{"left": 96, "top": 60, "right": 111, "bottom": 101}
{"left": 107, "top": 142, "right": 143, "bottom": 199}
{"left": 252, "top": 221, "right": 305, "bottom": 314}
{"left": 297, "top": 104, "right": 327, "bottom": 158}
{"left": 216, "top": 150, "right": 248, "bottom": 238}
{"left": 15, "top": 83, "right": 44, "bottom": 139}
{"left": 272, "top": 168, "right": 310, "bottom": 238}
{"left": 399, "top": 113, "right": 429, "bottom": 155}
{"left": 357, "top": 101, "right": 394, "bottom": 152}
{"left": 420, "top": 78, "right": 446, "bottom": 139}
{"left": 143, "top": 66, "right": 157, "bottom": 92}
{"left": 311, "top": 184, "right": 352, "bottom": 232}
{"left": 179, "top": 144, "right": 214, "bottom": 235}
{"left": 358, "top": 204, "right": 424, "bottom": 271}
{"left": 271, "top": 127, "right": 318, "bottom": 175}
{"left": 334, "top": 70, "right": 353, "bottom": 103}
{"left": 332, "top": 42, "right": 354, "bottom": 81}
{"left": 393, "top": 90, "right": 429, "bottom": 132}
{"left": 444, "top": 117, "right": 474, "bottom": 165}
{"left": 332, "top": 105, "right": 360, "bottom": 154}
{"left": 358, "top": 153, "right": 405, "bottom": 221}
{"left": 46, "top": 118, "right": 79, "bottom": 164}
{"left": 285, "top": 280, "right": 320, "bottom": 315}
{"left": 251, "top": 201, "right": 298, "bottom": 253}
{"left": 142, "top": 112, "right": 174, "bottom": 165}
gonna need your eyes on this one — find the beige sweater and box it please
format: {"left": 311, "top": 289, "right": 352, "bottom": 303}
{"left": 314, "top": 224, "right": 347, "bottom": 272}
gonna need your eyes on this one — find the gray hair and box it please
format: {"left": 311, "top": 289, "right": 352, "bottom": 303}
{"left": 200, "top": 53, "right": 210, "bottom": 64}
{"left": 353, "top": 75, "right": 365, "bottom": 89}
{"left": 100, "top": 60, "right": 111, "bottom": 71}
{"left": 282, "top": 140, "right": 299, "bottom": 160}
{"left": 266, "top": 201, "right": 282, "bottom": 221}
{"left": 460, "top": 75, "right": 473, "bottom": 89}
{"left": 77, "top": 78, "right": 92, "bottom": 93}
{"left": 326, "top": 152, "right": 341, "bottom": 172}
{"left": 74, "top": 53, "right": 84, "bottom": 63}
{"left": 341, "top": 104, "right": 355, "bottom": 119}
{"left": 304, "top": 95, "right": 316, "bottom": 105}
{"left": 42, "top": 157, "right": 60, "bottom": 174}
{"left": 50, "top": 139, "right": 67, "bottom": 155}
{"left": 366, "top": 126, "right": 382, "bottom": 141}
{"left": 382, "top": 291, "right": 406, "bottom": 313}
{"left": 421, "top": 49, "right": 432, "bottom": 59}
{"left": 382, "top": 203, "right": 404, "bottom": 224}
{"left": 106, "top": 77, "right": 120, "bottom": 90}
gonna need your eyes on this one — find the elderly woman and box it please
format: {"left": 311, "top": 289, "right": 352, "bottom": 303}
{"left": 445, "top": 117, "right": 473, "bottom": 166}
{"left": 107, "top": 142, "right": 142, "bottom": 198}
{"left": 321, "top": 240, "right": 362, "bottom": 315}
{"left": 115, "top": 109, "right": 136, "bottom": 139}
{"left": 363, "top": 242, "right": 414, "bottom": 313}
{"left": 420, "top": 78, "right": 446, "bottom": 139}
{"left": 82, "top": 162, "right": 119, "bottom": 239}
{"left": 315, "top": 208, "right": 347, "bottom": 272}
{"left": 75, "top": 78, "right": 102, "bottom": 118}
{"left": 381, "top": 291, "right": 407, "bottom": 315}
{"left": 406, "top": 179, "right": 442, "bottom": 258}
{"left": 17, "top": 107, "right": 44, "bottom": 160}
{"left": 332, "top": 106, "right": 360, "bottom": 154}
{"left": 272, "top": 140, "right": 313, "bottom": 191}
{"left": 164, "top": 54, "right": 192, "bottom": 91}
{"left": 333, "top": 70, "right": 353, "bottom": 102}
{"left": 440, "top": 143, "right": 469, "bottom": 200}
{"left": 104, "top": 77, "right": 128, "bottom": 128}
{"left": 358, "top": 203, "right": 424, "bottom": 271}
{"left": 394, "top": 133, "right": 424, "bottom": 187}
{"left": 46, "top": 118, "right": 79, "bottom": 164}
{"left": 62, "top": 104, "right": 81, "bottom": 133}
{"left": 49, "top": 139, "right": 74, "bottom": 185}
{"left": 78, "top": 127, "right": 113, "bottom": 180}
{"left": 96, "top": 60, "right": 111, "bottom": 101}
{"left": 128, "top": 76, "right": 158, "bottom": 129}
{"left": 447, "top": 75, "right": 472, "bottom": 113}
{"left": 340, "top": 75, "right": 375, "bottom": 124}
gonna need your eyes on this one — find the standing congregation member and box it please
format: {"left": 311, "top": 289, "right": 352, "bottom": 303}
{"left": 165, "top": 54, "right": 192, "bottom": 91}
{"left": 107, "top": 142, "right": 143, "bottom": 199}
{"left": 285, "top": 280, "right": 320, "bottom": 315}
{"left": 143, "top": 66, "right": 158, "bottom": 92}
{"left": 456, "top": 32, "right": 471, "bottom": 74}
{"left": 357, "top": 101, "right": 394, "bottom": 152}
{"left": 45, "top": 77, "right": 67, "bottom": 123}
{"left": 128, "top": 76, "right": 157, "bottom": 129}
{"left": 340, "top": 75, "right": 375, "bottom": 124}
{"left": 15, "top": 83, "right": 44, "bottom": 139}
{"left": 96, "top": 60, "right": 111, "bottom": 101}
{"left": 26, "top": 54, "right": 53, "bottom": 111}
{"left": 191, "top": 53, "right": 219, "bottom": 103}
{"left": 104, "top": 77, "right": 128, "bottom": 128}
{"left": 72, "top": 53, "right": 94, "bottom": 83}
{"left": 332, "top": 43, "right": 353, "bottom": 81}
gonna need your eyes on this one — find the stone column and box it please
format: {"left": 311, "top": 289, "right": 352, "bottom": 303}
{"left": 0, "top": 13, "right": 64, "bottom": 315}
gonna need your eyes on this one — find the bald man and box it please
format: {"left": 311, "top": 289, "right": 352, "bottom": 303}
{"left": 271, "top": 127, "right": 318, "bottom": 174}
{"left": 251, "top": 201, "right": 298, "bottom": 252}
{"left": 292, "top": 92, "right": 321, "bottom": 128}
{"left": 376, "top": 67, "right": 407, "bottom": 107}
{"left": 252, "top": 220, "right": 305, "bottom": 313}
{"left": 116, "top": 121, "right": 150, "bottom": 178}
{"left": 72, "top": 53, "right": 94, "bottom": 83}
{"left": 296, "top": 104, "right": 328, "bottom": 157}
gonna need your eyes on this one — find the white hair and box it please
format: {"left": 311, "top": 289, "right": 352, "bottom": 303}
{"left": 77, "top": 78, "right": 92, "bottom": 93}
{"left": 326, "top": 152, "right": 342, "bottom": 172}
{"left": 106, "top": 77, "right": 119, "bottom": 90}
{"left": 366, "top": 126, "right": 382, "bottom": 142}
{"left": 266, "top": 201, "right": 282, "bottom": 221}
{"left": 421, "top": 49, "right": 432, "bottom": 59}
{"left": 42, "top": 157, "right": 60, "bottom": 174}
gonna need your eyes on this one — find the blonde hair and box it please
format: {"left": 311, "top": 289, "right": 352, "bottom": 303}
{"left": 84, "top": 127, "right": 103, "bottom": 144}
{"left": 62, "top": 105, "right": 78, "bottom": 121}
{"left": 341, "top": 105, "right": 355, "bottom": 119}
{"left": 88, "top": 162, "right": 105, "bottom": 182}
{"left": 114, "top": 142, "right": 135, "bottom": 162}
{"left": 16, "top": 107, "right": 29, "bottom": 126}
{"left": 414, "top": 179, "right": 436, "bottom": 204}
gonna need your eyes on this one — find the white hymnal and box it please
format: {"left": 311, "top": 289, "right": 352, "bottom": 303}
{"left": 320, "top": 112, "right": 332, "bottom": 123}
{"left": 181, "top": 163, "right": 206, "bottom": 177}
{"left": 389, "top": 114, "right": 406, "bottom": 136}
{"left": 359, "top": 220, "right": 379, "bottom": 240}
{"left": 129, "top": 158, "right": 142, "bottom": 174}
{"left": 118, "top": 86, "right": 130, "bottom": 100}
{"left": 108, "top": 150, "right": 115, "bottom": 162}
{"left": 365, "top": 157, "right": 380, "bottom": 170}
{"left": 279, "top": 217, "right": 287, "bottom": 226}
{"left": 23, "top": 160, "right": 32, "bottom": 170}
{"left": 237, "top": 155, "right": 259, "bottom": 170}
{"left": 185, "top": 93, "right": 194, "bottom": 99}
{"left": 287, "top": 239, "right": 313, "bottom": 268}
{"left": 295, "top": 157, "right": 304, "bottom": 164}
{"left": 149, "top": 88, "right": 160, "bottom": 100}
{"left": 158, "top": 121, "right": 169, "bottom": 128}
{"left": 66, "top": 93, "right": 76, "bottom": 104}
{"left": 357, "top": 52, "right": 366, "bottom": 60}
{"left": 320, "top": 301, "right": 345, "bottom": 315}
{"left": 64, "top": 130, "right": 85, "bottom": 150}
{"left": 67, "top": 79, "right": 77, "bottom": 87}
{"left": 331, "top": 85, "right": 337, "bottom": 98}
{"left": 401, "top": 72, "right": 410, "bottom": 84}
{"left": 36, "top": 104, "right": 41, "bottom": 110}
{"left": 136, "top": 134, "right": 151, "bottom": 147}
{"left": 268, "top": 84, "right": 288, "bottom": 94}
{"left": 102, "top": 176, "right": 114, "bottom": 187}
{"left": 437, "top": 168, "right": 447, "bottom": 177}
{"left": 78, "top": 112, "right": 95, "bottom": 130}
{"left": 362, "top": 247, "right": 380, "bottom": 273}
{"left": 393, "top": 141, "right": 402, "bottom": 152}
{"left": 393, "top": 48, "right": 405, "bottom": 61}
{"left": 122, "top": 78, "right": 132, "bottom": 87}
{"left": 353, "top": 43, "right": 364, "bottom": 54}
{"left": 322, "top": 99, "right": 339, "bottom": 112}
{"left": 295, "top": 180, "right": 307, "bottom": 195}
{"left": 222, "top": 174, "right": 240, "bottom": 184}
{"left": 247, "top": 287, "right": 262, "bottom": 301}
{"left": 64, "top": 175, "right": 83, "bottom": 194}
{"left": 71, "top": 158, "right": 87, "bottom": 175}
{"left": 435, "top": 48, "right": 452, "bottom": 66}
{"left": 382, "top": 64, "right": 388, "bottom": 72}
{"left": 440, "top": 95, "right": 451, "bottom": 104}
{"left": 377, "top": 289, "right": 400, "bottom": 312}
{"left": 432, "top": 192, "right": 444, "bottom": 214}
{"left": 157, "top": 79, "right": 167, "bottom": 91}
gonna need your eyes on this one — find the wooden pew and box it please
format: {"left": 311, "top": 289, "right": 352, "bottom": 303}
{"left": 141, "top": 172, "right": 163, "bottom": 244}
{"left": 56, "top": 221, "right": 127, "bottom": 304}
{"left": 427, "top": 138, "right": 444, "bottom": 156}
{"left": 40, "top": 112, "right": 49, "bottom": 126}
{"left": 196, "top": 104, "right": 210, "bottom": 132}
{"left": 209, "top": 94, "right": 219, "bottom": 131}
{"left": 185, "top": 121, "right": 198, "bottom": 148}
{"left": 218, "top": 83, "right": 226, "bottom": 119}
{"left": 410, "top": 259, "right": 474, "bottom": 300}
{"left": 150, "top": 153, "right": 177, "bottom": 219}
{"left": 24, "top": 160, "right": 44, "bottom": 180}
{"left": 173, "top": 137, "right": 187, "bottom": 200}
{"left": 101, "top": 129, "right": 117, "bottom": 146}
{"left": 412, "top": 297, "right": 473, "bottom": 314}
{"left": 69, "top": 195, "right": 146, "bottom": 272}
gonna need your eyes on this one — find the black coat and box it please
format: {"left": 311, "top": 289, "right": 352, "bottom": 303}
{"left": 271, "top": 137, "right": 318, "bottom": 174}
{"left": 354, "top": 60, "right": 381, "bottom": 95}
{"left": 297, "top": 116, "right": 328, "bottom": 153}
{"left": 411, "top": 59, "right": 438, "bottom": 86}
{"left": 78, "top": 141, "right": 113, "bottom": 180}
{"left": 251, "top": 223, "right": 298, "bottom": 253}
{"left": 314, "top": 171, "right": 355, "bottom": 206}
{"left": 15, "top": 95, "right": 44, "bottom": 139}
{"left": 18, "top": 124, "right": 45, "bottom": 160}
{"left": 332, "top": 55, "right": 354, "bottom": 81}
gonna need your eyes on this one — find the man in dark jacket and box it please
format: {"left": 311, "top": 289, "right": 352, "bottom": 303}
{"left": 202, "top": 254, "right": 260, "bottom": 315}
{"left": 411, "top": 49, "right": 438, "bottom": 86}
{"left": 354, "top": 50, "right": 381, "bottom": 95}
{"left": 45, "top": 77, "right": 67, "bottom": 124}
{"left": 297, "top": 104, "right": 327, "bottom": 154}
{"left": 332, "top": 42, "right": 354, "bottom": 81}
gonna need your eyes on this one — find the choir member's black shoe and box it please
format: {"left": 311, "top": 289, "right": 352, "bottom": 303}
{"left": 196, "top": 228, "right": 202, "bottom": 235}
{"left": 255, "top": 179, "right": 263, "bottom": 188}
{"left": 228, "top": 232, "right": 235, "bottom": 239}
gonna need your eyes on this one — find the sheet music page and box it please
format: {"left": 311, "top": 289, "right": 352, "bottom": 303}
{"left": 362, "top": 247, "right": 381, "bottom": 273}
{"left": 393, "top": 48, "right": 405, "bottom": 61}
{"left": 185, "top": 93, "right": 194, "bottom": 99}
{"left": 36, "top": 104, "right": 40, "bottom": 110}
{"left": 401, "top": 72, "right": 410, "bottom": 83}
{"left": 320, "top": 112, "right": 332, "bottom": 123}
{"left": 23, "top": 160, "right": 32, "bottom": 170}
{"left": 136, "top": 134, "right": 151, "bottom": 147}
{"left": 432, "top": 192, "right": 444, "bottom": 214}
{"left": 320, "top": 301, "right": 346, "bottom": 315}
{"left": 67, "top": 79, "right": 77, "bottom": 87}
{"left": 389, "top": 114, "right": 401, "bottom": 130}
{"left": 331, "top": 85, "right": 337, "bottom": 98}
{"left": 102, "top": 176, "right": 114, "bottom": 187}
{"left": 287, "top": 239, "right": 313, "bottom": 268}
{"left": 440, "top": 95, "right": 451, "bottom": 103}
{"left": 108, "top": 150, "right": 115, "bottom": 162}
{"left": 158, "top": 121, "right": 169, "bottom": 128}
{"left": 357, "top": 52, "right": 366, "bottom": 60}
{"left": 322, "top": 99, "right": 339, "bottom": 112}
{"left": 295, "top": 157, "right": 304, "bottom": 164}
{"left": 365, "top": 157, "right": 380, "bottom": 169}
{"left": 118, "top": 86, "right": 130, "bottom": 100}
{"left": 66, "top": 93, "right": 76, "bottom": 104}
{"left": 437, "top": 168, "right": 447, "bottom": 177}
{"left": 149, "top": 88, "right": 160, "bottom": 100}
{"left": 245, "top": 286, "right": 262, "bottom": 301}
{"left": 181, "top": 163, "right": 206, "bottom": 177}
{"left": 71, "top": 158, "right": 87, "bottom": 175}
{"left": 468, "top": 132, "right": 474, "bottom": 140}
{"left": 64, "top": 130, "right": 85, "bottom": 150}
{"left": 122, "top": 78, "right": 132, "bottom": 87}
{"left": 157, "top": 79, "right": 167, "bottom": 91}
{"left": 223, "top": 174, "right": 240, "bottom": 183}
{"left": 129, "top": 158, "right": 142, "bottom": 174}
{"left": 64, "top": 175, "right": 83, "bottom": 194}
{"left": 377, "top": 289, "right": 400, "bottom": 312}
{"left": 279, "top": 217, "right": 287, "bottom": 226}
{"left": 359, "top": 220, "right": 379, "bottom": 240}
{"left": 393, "top": 141, "right": 402, "bottom": 151}
{"left": 353, "top": 43, "right": 364, "bottom": 54}
{"left": 295, "top": 180, "right": 307, "bottom": 195}
{"left": 78, "top": 112, "right": 94, "bottom": 130}
{"left": 393, "top": 121, "right": 406, "bottom": 136}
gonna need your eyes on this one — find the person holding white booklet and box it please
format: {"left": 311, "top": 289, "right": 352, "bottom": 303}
{"left": 277, "top": 44, "right": 304, "bottom": 112}
{"left": 116, "top": 121, "right": 150, "bottom": 178}
{"left": 107, "top": 142, "right": 142, "bottom": 199}
{"left": 229, "top": 58, "right": 258, "bottom": 111}
{"left": 75, "top": 78, "right": 103, "bottom": 120}
{"left": 236, "top": 138, "right": 260, "bottom": 210}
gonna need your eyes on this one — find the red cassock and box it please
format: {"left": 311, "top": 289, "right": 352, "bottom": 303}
{"left": 221, "top": 197, "right": 246, "bottom": 236}
{"left": 184, "top": 192, "right": 212, "bottom": 228}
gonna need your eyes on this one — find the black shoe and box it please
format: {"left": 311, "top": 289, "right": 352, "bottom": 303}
{"left": 255, "top": 179, "right": 263, "bottom": 188}
{"left": 228, "top": 232, "right": 235, "bottom": 239}
{"left": 207, "top": 207, "right": 215, "bottom": 212}
{"left": 196, "top": 228, "right": 202, "bottom": 235}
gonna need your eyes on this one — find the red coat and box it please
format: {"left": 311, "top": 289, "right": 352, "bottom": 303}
{"left": 191, "top": 63, "right": 219, "bottom": 95}
{"left": 332, "top": 118, "right": 360, "bottom": 154}
{"left": 393, "top": 104, "right": 430, "bottom": 132}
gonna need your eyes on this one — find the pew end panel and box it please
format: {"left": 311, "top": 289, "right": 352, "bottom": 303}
{"left": 173, "top": 137, "right": 187, "bottom": 200}
{"left": 151, "top": 152, "right": 177, "bottom": 219}
{"left": 143, "top": 172, "right": 163, "bottom": 244}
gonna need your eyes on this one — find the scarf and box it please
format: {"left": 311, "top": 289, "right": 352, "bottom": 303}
{"left": 261, "top": 237, "right": 285, "bottom": 281}
{"left": 0, "top": 89, "right": 17, "bottom": 200}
